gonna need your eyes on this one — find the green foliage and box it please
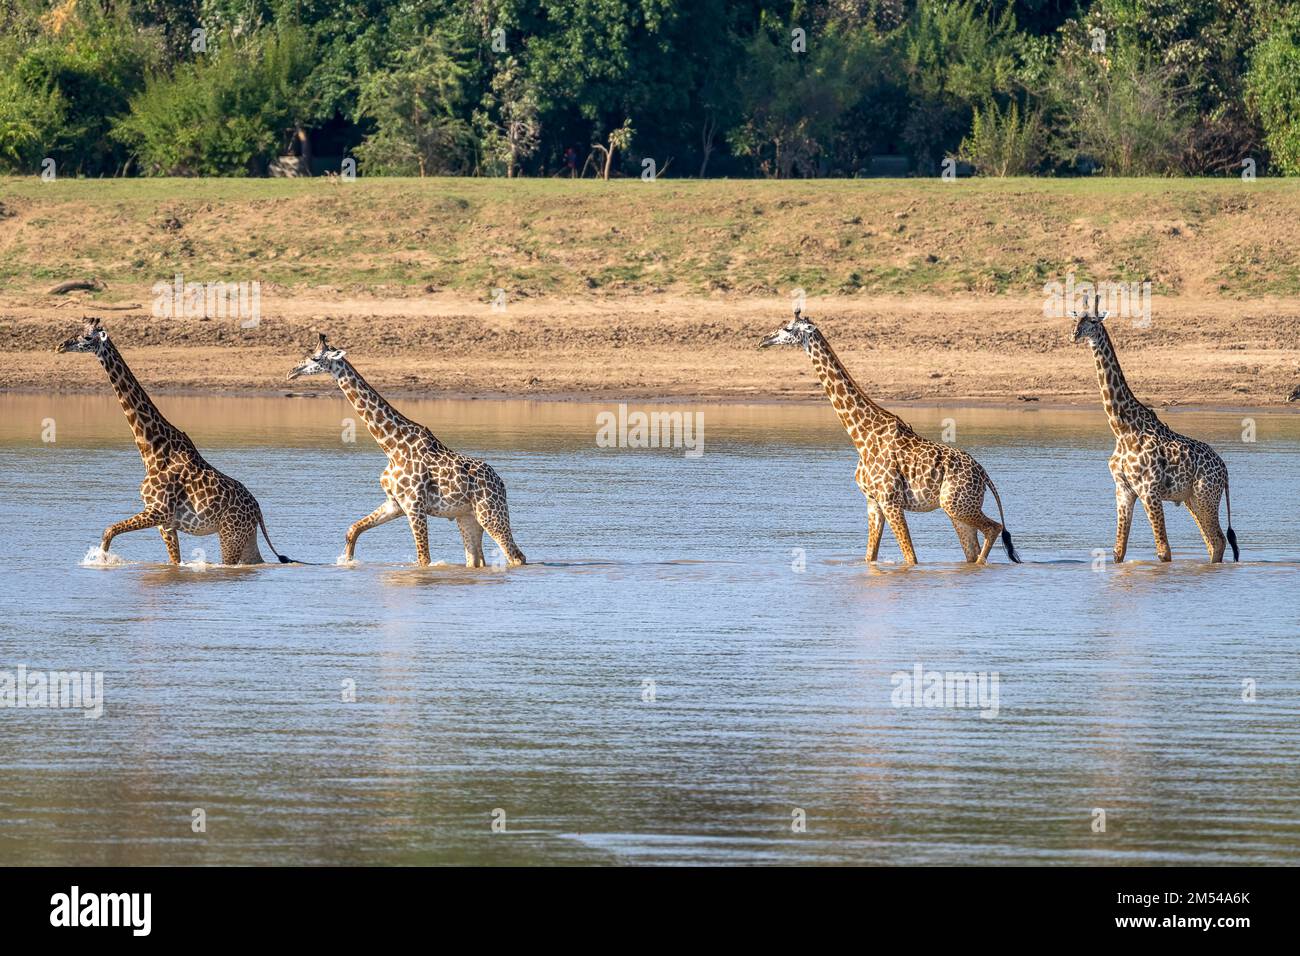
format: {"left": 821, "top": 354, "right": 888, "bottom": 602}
{"left": 959, "top": 99, "right": 1042, "bottom": 175}
{"left": 1246, "top": 9, "right": 1300, "bottom": 175}
{"left": 1047, "top": 43, "right": 1195, "bottom": 176}
{"left": 0, "top": 71, "right": 65, "bottom": 169}
{"left": 729, "top": 23, "right": 883, "bottom": 177}
{"left": 900, "top": 0, "right": 1022, "bottom": 171}
{"left": 0, "top": 0, "right": 1296, "bottom": 177}
{"left": 112, "top": 25, "right": 317, "bottom": 175}
{"left": 475, "top": 57, "right": 541, "bottom": 177}
{"left": 0, "top": 4, "right": 161, "bottom": 174}
{"left": 353, "top": 31, "right": 474, "bottom": 176}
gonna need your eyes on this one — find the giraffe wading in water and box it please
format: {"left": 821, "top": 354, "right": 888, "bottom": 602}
{"left": 288, "top": 334, "right": 526, "bottom": 567}
{"left": 56, "top": 318, "right": 292, "bottom": 565}
{"left": 760, "top": 311, "right": 1020, "bottom": 565}
{"left": 1071, "top": 296, "right": 1239, "bottom": 563}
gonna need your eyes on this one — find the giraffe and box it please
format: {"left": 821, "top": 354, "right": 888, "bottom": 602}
{"left": 1071, "top": 295, "right": 1239, "bottom": 563}
{"left": 760, "top": 310, "right": 1020, "bottom": 565}
{"left": 288, "top": 334, "right": 526, "bottom": 568}
{"left": 55, "top": 318, "right": 292, "bottom": 565}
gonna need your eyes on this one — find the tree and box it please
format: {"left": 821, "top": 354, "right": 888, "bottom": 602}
{"left": 900, "top": 0, "right": 1021, "bottom": 174}
{"left": 1246, "top": 9, "right": 1300, "bottom": 175}
{"left": 1047, "top": 44, "right": 1194, "bottom": 176}
{"left": 1, "top": 3, "right": 161, "bottom": 175}
{"left": 353, "top": 31, "right": 473, "bottom": 176}
{"left": 477, "top": 56, "right": 540, "bottom": 177}
{"left": 591, "top": 118, "right": 634, "bottom": 179}
{"left": 728, "top": 23, "right": 877, "bottom": 178}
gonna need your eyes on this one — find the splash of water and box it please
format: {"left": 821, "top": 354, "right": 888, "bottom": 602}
{"left": 80, "top": 546, "right": 129, "bottom": 567}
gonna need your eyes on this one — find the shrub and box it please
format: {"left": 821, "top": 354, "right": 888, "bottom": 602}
{"left": 0, "top": 7, "right": 160, "bottom": 175}
{"left": 1048, "top": 45, "right": 1194, "bottom": 176}
{"left": 113, "top": 26, "right": 317, "bottom": 175}
{"left": 959, "top": 99, "right": 1042, "bottom": 176}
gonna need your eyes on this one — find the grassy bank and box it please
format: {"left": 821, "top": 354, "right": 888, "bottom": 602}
{"left": 2, "top": 177, "right": 1299, "bottom": 301}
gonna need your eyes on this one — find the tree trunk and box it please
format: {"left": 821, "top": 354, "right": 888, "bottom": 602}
{"left": 295, "top": 126, "right": 312, "bottom": 170}
{"left": 699, "top": 114, "right": 716, "bottom": 177}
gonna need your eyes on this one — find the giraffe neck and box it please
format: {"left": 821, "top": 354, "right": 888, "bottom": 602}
{"left": 333, "top": 361, "right": 427, "bottom": 453}
{"left": 804, "top": 330, "right": 906, "bottom": 451}
{"left": 95, "top": 339, "right": 187, "bottom": 466}
{"left": 1088, "top": 325, "right": 1156, "bottom": 438}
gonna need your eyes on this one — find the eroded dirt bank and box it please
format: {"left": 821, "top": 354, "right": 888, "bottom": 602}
{"left": 3, "top": 294, "right": 1297, "bottom": 407}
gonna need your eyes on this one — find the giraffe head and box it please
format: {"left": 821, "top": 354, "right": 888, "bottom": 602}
{"left": 288, "top": 333, "right": 348, "bottom": 379}
{"left": 55, "top": 317, "right": 109, "bottom": 354}
{"left": 758, "top": 309, "right": 818, "bottom": 350}
{"left": 1069, "top": 294, "right": 1109, "bottom": 346}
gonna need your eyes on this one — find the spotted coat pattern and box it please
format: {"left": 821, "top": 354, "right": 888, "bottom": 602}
{"left": 1072, "top": 309, "right": 1236, "bottom": 563}
{"left": 760, "top": 313, "right": 1018, "bottom": 565}
{"left": 56, "top": 318, "right": 288, "bottom": 565}
{"left": 289, "top": 335, "right": 526, "bottom": 567}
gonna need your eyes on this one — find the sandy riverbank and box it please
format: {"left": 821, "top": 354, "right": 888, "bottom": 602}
{"left": 3, "top": 293, "right": 1298, "bottom": 407}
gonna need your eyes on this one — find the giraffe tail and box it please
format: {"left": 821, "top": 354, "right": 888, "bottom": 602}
{"left": 256, "top": 507, "right": 293, "bottom": 564}
{"left": 1225, "top": 481, "right": 1240, "bottom": 562}
{"left": 984, "top": 474, "right": 1022, "bottom": 564}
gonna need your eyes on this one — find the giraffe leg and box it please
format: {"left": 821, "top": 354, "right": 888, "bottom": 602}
{"left": 865, "top": 497, "right": 884, "bottom": 562}
{"left": 218, "top": 514, "right": 259, "bottom": 565}
{"left": 1113, "top": 482, "right": 1136, "bottom": 563}
{"left": 406, "top": 510, "right": 431, "bottom": 566}
{"left": 1186, "top": 494, "right": 1226, "bottom": 563}
{"left": 457, "top": 515, "right": 486, "bottom": 568}
{"left": 475, "top": 500, "right": 526, "bottom": 566}
{"left": 344, "top": 499, "right": 402, "bottom": 561}
{"left": 880, "top": 503, "right": 918, "bottom": 565}
{"left": 101, "top": 508, "right": 167, "bottom": 554}
{"left": 159, "top": 527, "right": 181, "bottom": 565}
{"left": 948, "top": 514, "right": 980, "bottom": 563}
{"left": 1142, "top": 497, "right": 1172, "bottom": 562}
{"left": 972, "top": 514, "right": 1003, "bottom": 564}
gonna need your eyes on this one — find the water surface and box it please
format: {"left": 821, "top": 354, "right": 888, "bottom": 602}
{"left": 1, "top": 394, "right": 1297, "bottom": 865}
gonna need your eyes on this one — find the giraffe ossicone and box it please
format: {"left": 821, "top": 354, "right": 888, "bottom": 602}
{"left": 56, "top": 317, "right": 293, "bottom": 566}
{"left": 760, "top": 310, "right": 1021, "bottom": 566}
{"left": 288, "top": 333, "right": 526, "bottom": 568}
{"left": 1071, "top": 295, "right": 1239, "bottom": 563}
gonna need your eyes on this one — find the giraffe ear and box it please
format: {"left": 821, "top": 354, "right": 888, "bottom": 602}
{"left": 1097, "top": 311, "right": 1109, "bottom": 321}
{"left": 323, "top": 348, "right": 346, "bottom": 360}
